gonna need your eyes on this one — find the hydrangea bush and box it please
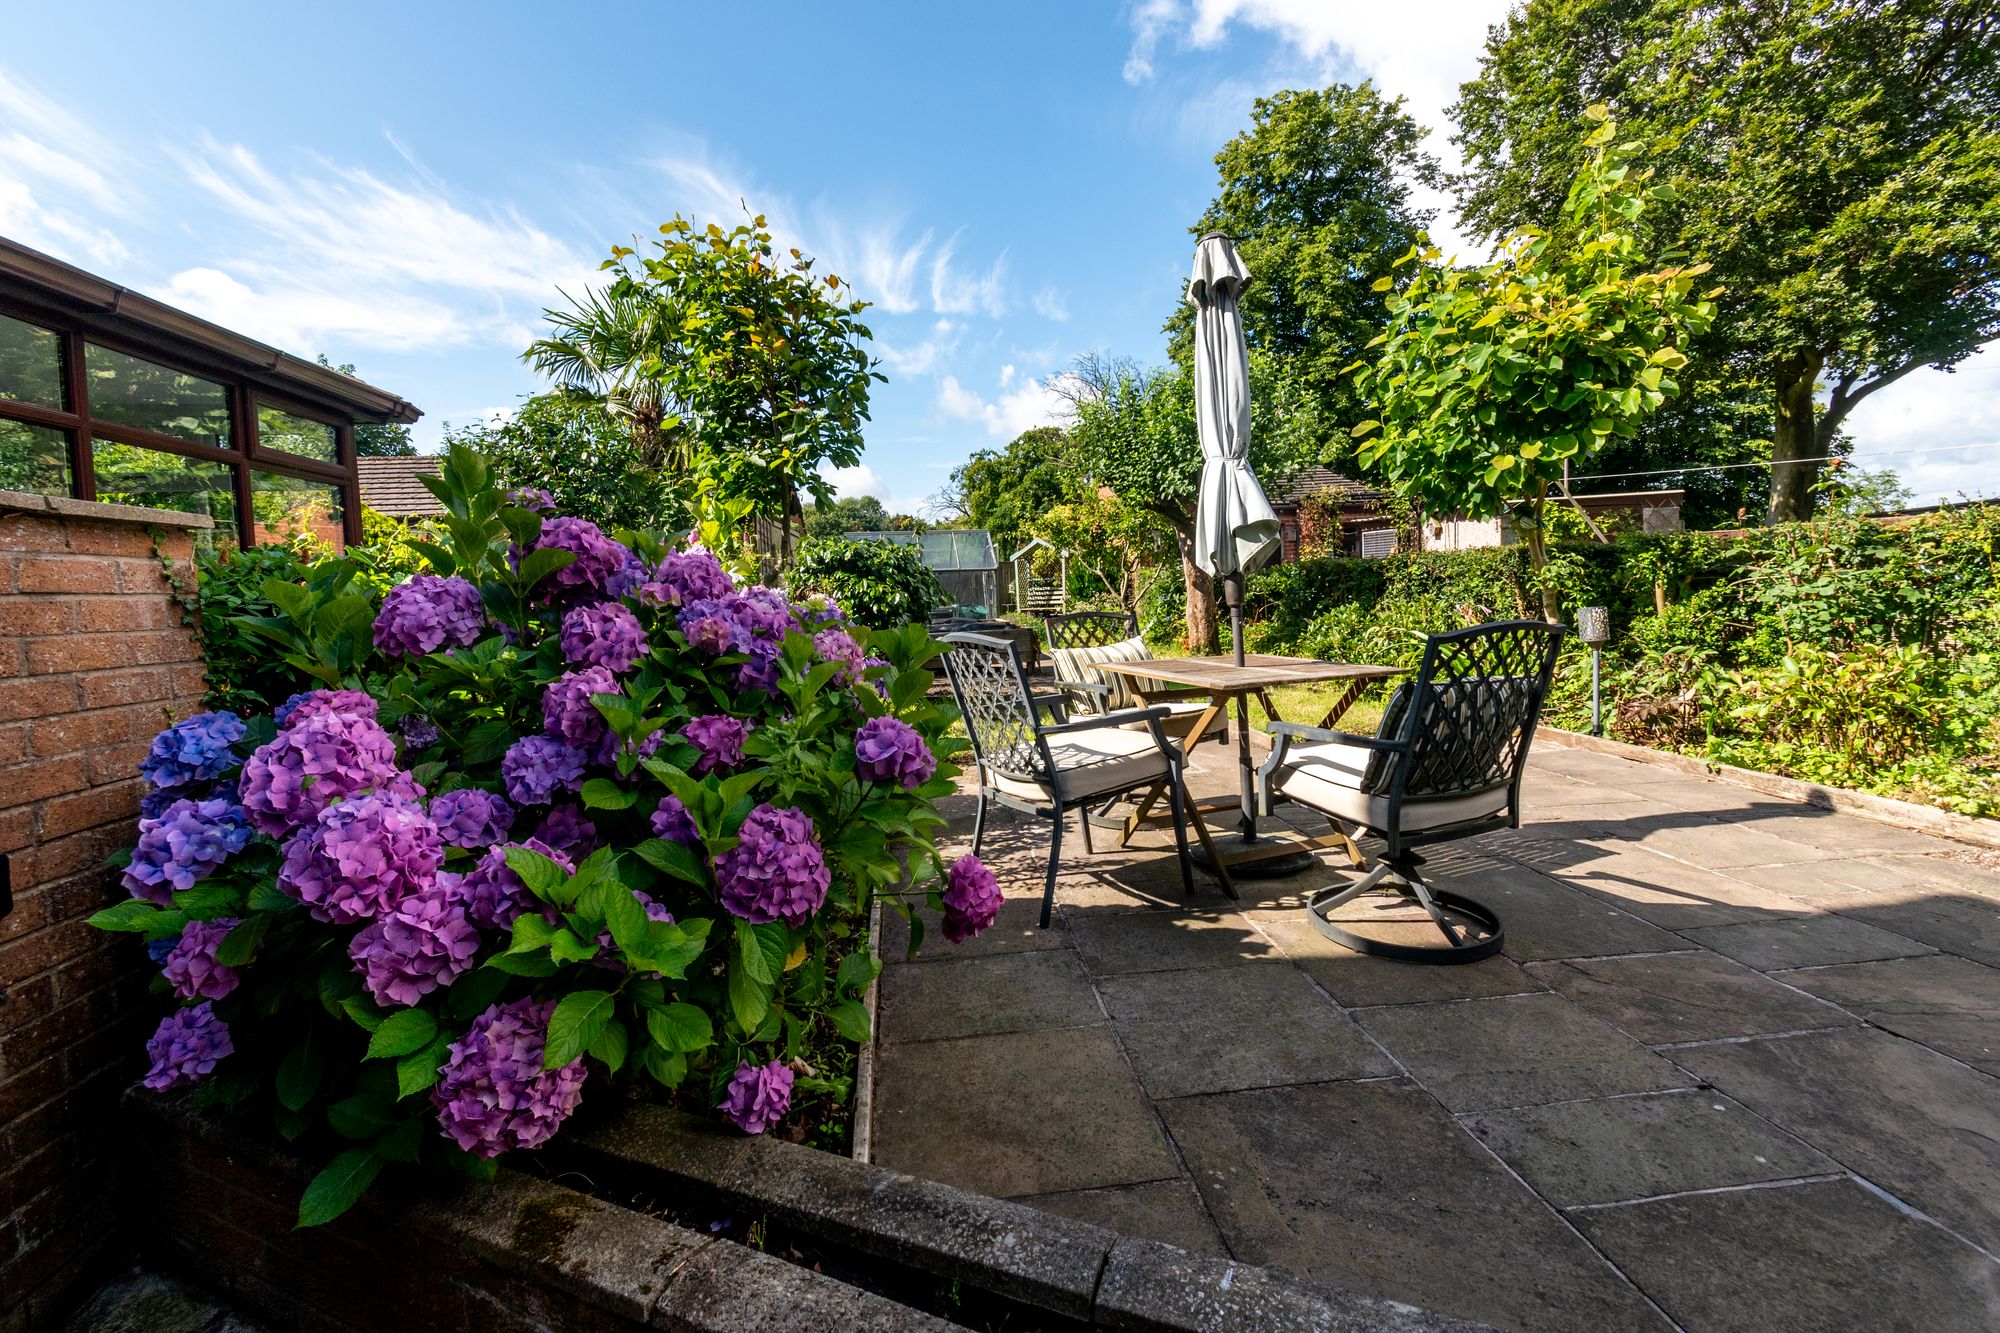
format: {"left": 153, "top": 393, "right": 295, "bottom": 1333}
{"left": 92, "top": 446, "right": 982, "bottom": 1226}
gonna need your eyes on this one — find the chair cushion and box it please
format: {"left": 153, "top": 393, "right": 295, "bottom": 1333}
{"left": 1050, "top": 636, "right": 1149, "bottom": 712}
{"left": 1274, "top": 740, "right": 1508, "bottom": 835}
{"left": 991, "top": 724, "right": 1170, "bottom": 805}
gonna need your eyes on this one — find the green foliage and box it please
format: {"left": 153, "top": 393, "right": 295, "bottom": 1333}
{"left": 946, "top": 427, "right": 1079, "bottom": 561}
{"left": 317, "top": 359, "right": 415, "bottom": 457}
{"left": 578, "top": 216, "right": 881, "bottom": 550}
{"left": 785, "top": 538, "right": 945, "bottom": 629}
{"left": 804, "top": 494, "right": 923, "bottom": 541}
{"left": 107, "top": 442, "right": 972, "bottom": 1225}
{"left": 194, "top": 541, "right": 325, "bottom": 714}
{"left": 1354, "top": 111, "right": 1716, "bottom": 614}
{"left": 1166, "top": 82, "right": 1441, "bottom": 446}
{"left": 1454, "top": 0, "right": 2000, "bottom": 520}
{"left": 447, "top": 394, "right": 692, "bottom": 534}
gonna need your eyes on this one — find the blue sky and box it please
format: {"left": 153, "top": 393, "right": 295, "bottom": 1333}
{"left": 3, "top": 1, "right": 1993, "bottom": 510}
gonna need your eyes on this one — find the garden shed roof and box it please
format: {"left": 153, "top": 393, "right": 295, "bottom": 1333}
{"left": 1268, "top": 466, "right": 1388, "bottom": 507}
{"left": 356, "top": 456, "right": 445, "bottom": 518}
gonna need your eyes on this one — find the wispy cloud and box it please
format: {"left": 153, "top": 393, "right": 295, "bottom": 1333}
{"left": 0, "top": 68, "right": 131, "bottom": 265}
{"left": 878, "top": 318, "right": 961, "bottom": 377}
{"left": 1033, "top": 285, "right": 1071, "bottom": 322}
{"left": 935, "top": 366, "right": 1074, "bottom": 439}
{"left": 930, "top": 232, "right": 1010, "bottom": 318}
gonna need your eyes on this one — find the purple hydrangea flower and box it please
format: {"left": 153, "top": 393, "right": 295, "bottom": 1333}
{"left": 637, "top": 548, "right": 734, "bottom": 608}
{"left": 507, "top": 486, "right": 557, "bottom": 513}
{"left": 863, "top": 656, "right": 893, "bottom": 699}
{"left": 943, "top": 854, "right": 1003, "bottom": 943}
{"left": 123, "top": 797, "right": 252, "bottom": 903}
{"left": 714, "top": 803, "right": 829, "bottom": 927}
{"left": 682, "top": 714, "right": 749, "bottom": 776}
{"left": 143, "top": 1002, "right": 233, "bottom": 1090}
{"left": 432, "top": 997, "right": 588, "bottom": 1157}
{"left": 718, "top": 1059, "right": 794, "bottom": 1135}
{"left": 854, "top": 716, "right": 936, "bottom": 790}
{"left": 650, "top": 794, "right": 699, "bottom": 844}
{"left": 531, "top": 803, "right": 599, "bottom": 857}
{"left": 429, "top": 788, "right": 515, "bottom": 849}
{"left": 521, "top": 516, "right": 632, "bottom": 606}
{"left": 161, "top": 918, "right": 243, "bottom": 1001}
{"left": 675, "top": 589, "right": 796, "bottom": 692}
{"left": 501, "top": 734, "right": 589, "bottom": 807}
{"left": 238, "top": 711, "right": 411, "bottom": 838}
{"left": 813, "top": 627, "right": 866, "bottom": 687}
{"left": 458, "top": 838, "right": 573, "bottom": 931}
{"left": 274, "top": 689, "right": 379, "bottom": 731}
{"left": 140, "top": 712, "right": 246, "bottom": 789}
{"left": 373, "top": 574, "right": 485, "bottom": 657}
{"left": 541, "top": 666, "right": 621, "bottom": 758}
{"left": 605, "top": 549, "right": 650, "bottom": 601}
{"left": 401, "top": 713, "right": 443, "bottom": 750}
{"left": 278, "top": 790, "right": 444, "bottom": 925}
{"left": 559, "top": 602, "right": 649, "bottom": 672}
{"left": 349, "top": 879, "right": 481, "bottom": 1007}
{"left": 796, "top": 594, "right": 847, "bottom": 629}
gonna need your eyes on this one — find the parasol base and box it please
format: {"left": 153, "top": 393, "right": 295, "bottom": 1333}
{"left": 1189, "top": 836, "right": 1320, "bottom": 880}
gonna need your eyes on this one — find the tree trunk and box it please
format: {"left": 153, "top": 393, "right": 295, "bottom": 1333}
{"left": 1768, "top": 351, "right": 1825, "bottom": 525}
{"left": 1165, "top": 519, "right": 1219, "bottom": 654}
{"left": 1519, "top": 489, "right": 1560, "bottom": 624}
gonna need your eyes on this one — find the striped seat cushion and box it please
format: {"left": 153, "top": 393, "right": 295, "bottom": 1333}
{"left": 1050, "top": 636, "right": 1150, "bottom": 712}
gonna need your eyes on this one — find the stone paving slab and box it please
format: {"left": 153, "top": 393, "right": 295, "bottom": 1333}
{"left": 1677, "top": 1028, "right": 2000, "bottom": 1254}
{"left": 1609, "top": 812, "right": 1848, "bottom": 869}
{"left": 1356, "top": 992, "right": 1695, "bottom": 1112}
{"left": 1523, "top": 951, "right": 1855, "bottom": 1045}
{"left": 1246, "top": 905, "right": 1550, "bottom": 1007}
{"left": 876, "top": 948, "right": 1103, "bottom": 1044}
{"left": 1096, "top": 959, "right": 1393, "bottom": 1098}
{"left": 1782, "top": 954, "right": 2000, "bottom": 1075}
{"left": 1678, "top": 913, "right": 1937, "bottom": 971}
{"left": 1539, "top": 844, "right": 1818, "bottom": 929}
{"left": 1421, "top": 857, "right": 1689, "bottom": 962}
{"left": 1838, "top": 891, "right": 2000, "bottom": 968}
{"left": 1016, "top": 1180, "right": 1227, "bottom": 1257}
{"left": 1160, "top": 1080, "right": 1669, "bottom": 1333}
{"left": 870, "top": 1025, "right": 1180, "bottom": 1199}
{"left": 880, "top": 891, "right": 1064, "bottom": 959}
{"left": 1066, "top": 905, "right": 1280, "bottom": 976}
{"left": 1461, "top": 1089, "right": 1838, "bottom": 1208}
{"left": 1573, "top": 1179, "right": 2000, "bottom": 1333}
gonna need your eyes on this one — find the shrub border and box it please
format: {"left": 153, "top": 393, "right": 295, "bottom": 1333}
{"left": 1541, "top": 728, "right": 2000, "bottom": 851}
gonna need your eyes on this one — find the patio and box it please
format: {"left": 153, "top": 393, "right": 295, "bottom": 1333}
{"left": 870, "top": 738, "right": 2000, "bottom": 1331}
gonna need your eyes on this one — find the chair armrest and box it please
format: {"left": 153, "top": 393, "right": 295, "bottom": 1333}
{"left": 1041, "top": 705, "right": 1171, "bottom": 737}
{"left": 1265, "top": 720, "right": 1404, "bottom": 750}
{"left": 1054, "top": 679, "right": 1112, "bottom": 705}
{"left": 1030, "top": 691, "right": 1072, "bottom": 723}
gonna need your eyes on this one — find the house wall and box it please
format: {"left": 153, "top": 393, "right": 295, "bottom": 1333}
{"left": 1423, "top": 517, "right": 1507, "bottom": 552}
{"left": 0, "top": 491, "right": 211, "bottom": 1330}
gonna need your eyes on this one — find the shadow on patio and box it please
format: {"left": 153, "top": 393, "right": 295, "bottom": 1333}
{"left": 871, "top": 743, "right": 2000, "bottom": 1332}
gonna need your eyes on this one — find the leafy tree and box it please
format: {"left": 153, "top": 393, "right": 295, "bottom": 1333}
{"left": 551, "top": 216, "right": 881, "bottom": 559}
{"left": 1166, "top": 83, "right": 1441, "bottom": 451}
{"left": 1028, "top": 487, "right": 1175, "bottom": 613}
{"left": 445, "top": 393, "right": 690, "bottom": 534}
{"left": 1453, "top": 0, "right": 2000, "bottom": 522}
{"left": 1353, "top": 112, "right": 1717, "bottom": 620}
{"left": 785, "top": 537, "right": 946, "bottom": 628}
{"left": 942, "top": 427, "right": 1079, "bottom": 560}
{"left": 1068, "top": 354, "right": 1319, "bottom": 651}
{"left": 804, "top": 494, "right": 925, "bottom": 540}
{"left": 523, "top": 287, "right": 683, "bottom": 472}
{"left": 317, "top": 358, "right": 415, "bottom": 457}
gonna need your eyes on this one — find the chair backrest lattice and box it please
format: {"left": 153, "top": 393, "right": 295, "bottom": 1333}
{"left": 1042, "top": 611, "right": 1140, "bottom": 652}
{"left": 1384, "top": 621, "right": 1564, "bottom": 802}
{"left": 940, "top": 633, "right": 1050, "bottom": 784}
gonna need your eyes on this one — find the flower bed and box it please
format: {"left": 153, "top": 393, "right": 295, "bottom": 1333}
{"left": 92, "top": 447, "right": 997, "bottom": 1224}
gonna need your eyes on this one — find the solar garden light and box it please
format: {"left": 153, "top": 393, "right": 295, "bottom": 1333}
{"left": 1577, "top": 606, "right": 1611, "bottom": 736}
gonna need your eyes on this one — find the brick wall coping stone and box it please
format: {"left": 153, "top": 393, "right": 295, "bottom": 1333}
{"left": 126, "top": 1088, "right": 954, "bottom": 1332}
{"left": 0, "top": 488, "right": 214, "bottom": 529}
{"left": 1542, "top": 727, "right": 2000, "bottom": 852}
{"left": 559, "top": 1102, "right": 1493, "bottom": 1332}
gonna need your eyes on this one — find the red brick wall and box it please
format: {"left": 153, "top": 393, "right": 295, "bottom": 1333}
{"left": 0, "top": 493, "right": 210, "bottom": 1329}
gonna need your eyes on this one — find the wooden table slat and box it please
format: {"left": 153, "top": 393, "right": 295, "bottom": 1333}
{"left": 1097, "top": 655, "right": 1402, "bottom": 692}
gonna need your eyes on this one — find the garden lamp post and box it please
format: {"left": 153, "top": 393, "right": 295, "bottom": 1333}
{"left": 1578, "top": 606, "right": 1610, "bottom": 736}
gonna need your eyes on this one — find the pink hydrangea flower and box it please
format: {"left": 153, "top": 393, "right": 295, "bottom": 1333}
{"left": 714, "top": 803, "right": 829, "bottom": 927}
{"left": 278, "top": 790, "right": 444, "bottom": 925}
{"left": 942, "top": 854, "right": 1003, "bottom": 943}
{"left": 432, "top": 997, "right": 588, "bottom": 1157}
{"left": 718, "top": 1059, "right": 793, "bottom": 1135}
{"left": 349, "top": 878, "right": 481, "bottom": 1007}
{"left": 161, "top": 918, "right": 243, "bottom": 1000}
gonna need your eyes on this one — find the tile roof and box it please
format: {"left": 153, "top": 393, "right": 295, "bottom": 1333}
{"left": 356, "top": 455, "right": 445, "bottom": 518}
{"left": 1268, "top": 466, "right": 1388, "bottom": 507}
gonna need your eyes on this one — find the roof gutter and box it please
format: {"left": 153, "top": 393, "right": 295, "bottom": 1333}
{"left": 0, "top": 236, "right": 423, "bottom": 425}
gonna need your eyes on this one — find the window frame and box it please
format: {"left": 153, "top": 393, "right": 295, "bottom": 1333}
{"left": 0, "top": 294, "right": 363, "bottom": 547}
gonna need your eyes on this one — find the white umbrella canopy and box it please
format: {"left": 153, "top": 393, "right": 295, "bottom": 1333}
{"left": 1189, "top": 232, "right": 1281, "bottom": 585}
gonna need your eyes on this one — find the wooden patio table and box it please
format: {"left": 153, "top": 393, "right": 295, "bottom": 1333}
{"left": 1097, "top": 655, "right": 1404, "bottom": 898}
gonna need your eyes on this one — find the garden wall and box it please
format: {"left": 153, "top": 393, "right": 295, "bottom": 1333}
{"left": 0, "top": 490, "right": 211, "bottom": 1329}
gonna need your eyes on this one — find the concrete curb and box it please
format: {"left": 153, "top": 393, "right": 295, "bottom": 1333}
{"left": 562, "top": 1103, "right": 1497, "bottom": 1332}
{"left": 1541, "top": 728, "right": 2000, "bottom": 852}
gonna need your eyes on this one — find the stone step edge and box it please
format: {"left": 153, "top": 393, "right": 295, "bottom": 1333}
{"left": 559, "top": 1101, "right": 1494, "bottom": 1332}
{"left": 1539, "top": 727, "right": 2000, "bottom": 852}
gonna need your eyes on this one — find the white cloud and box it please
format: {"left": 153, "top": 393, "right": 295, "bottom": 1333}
{"left": 821, "top": 462, "right": 931, "bottom": 519}
{"left": 1033, "top": 285, "right": 1071, "bottom": 322}
{"left": 935, "top": 368, "right": 1073, "bottom": 439}
{"left": 930, "top": 233, "right": 1010, "bottom": 318}
{"left": 0, "top": 69, "right": 131, "bottom": 265}
{"left": 160, "top": 266, "right": 473, "bottom": 353}
{"left": 1842, "top": 346, "right": 2000, "bottom": 503}
{"left": 877, "top": 318, "right": 960, "bottom": 377}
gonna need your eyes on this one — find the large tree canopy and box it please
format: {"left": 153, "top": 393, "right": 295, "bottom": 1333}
{"left": 941, "top": 426, "right": 1079, "bottom": 560}
{"left": 1454, "top": 0, "right": 2000, "bottom": 521}
{"left": 1166, "top": 82, "right": 1441, "bottom": 448}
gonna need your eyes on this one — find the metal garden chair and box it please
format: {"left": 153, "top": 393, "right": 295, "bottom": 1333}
{"left": 1041, "top": 610, "right": 1226, "bottom": 746}
{"left": 941, "top": 632, "right": 1196, "bottom": 928}
{"left": 1255, "top": 620, "right": 1564, "bottom": 963}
